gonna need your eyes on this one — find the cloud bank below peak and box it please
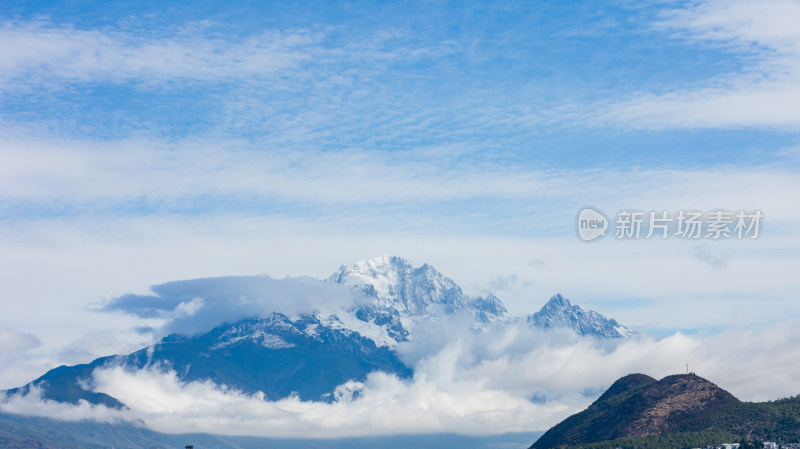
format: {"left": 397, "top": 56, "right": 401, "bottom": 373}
{"left": 5, "top": 321, "right": 800, "bottom": 437}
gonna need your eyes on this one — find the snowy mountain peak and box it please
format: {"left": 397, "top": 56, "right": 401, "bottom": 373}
{"left": 528, "top": 294, "right": 634, "bottom": 339}
{"left": 329, "top": 256, "right": 469, "bottom": 316}
{"left": 546, "top": 293, "right": 570, "bottom": 308}
{"left": 469, "top": 293, "right": 508, "bottom": 317}
{"left": 330, "top": 258, "right": 633, "bottom": 345}
{"left": 330, "top": 255, "right": 414, "bottom": 284}
{"left": 328, "top": 256, "right": 511, "bottom": 346}
{"left": 211, "top": 312, "right": 298, "bottom": 349}
{"left": 209, "top": 312, "right": 348, "bottom": 350}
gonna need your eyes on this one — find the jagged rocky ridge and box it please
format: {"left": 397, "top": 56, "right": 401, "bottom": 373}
{"left": 528, "top": 293, "right": 634, "bottom": 339}
{"left": 328, "top": 255, "right": 511, "bottom": 346}
{"left": 331, "top": 256, "right": 632, "bottom": 345}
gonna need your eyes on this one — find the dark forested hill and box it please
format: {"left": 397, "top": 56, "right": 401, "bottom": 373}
{"left": 531, "top": 373, "right": 800, "bottom": 449}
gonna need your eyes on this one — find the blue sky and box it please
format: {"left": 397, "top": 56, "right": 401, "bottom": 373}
{"left": 3, "top": 0, "right": 798, "bottom": 163}
{"left": 2, "top": 0, "right": 800, "bottom": 422}
{"left": 2, "top": 0, "right": 799, "bottom": 229}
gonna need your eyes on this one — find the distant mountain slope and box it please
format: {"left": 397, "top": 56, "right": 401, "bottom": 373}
{"left": 0, "top": 412, "right": 543, "bottom": 449}
{"left": 528, "top": 294, "right": 634, "bottom": 339}
{"left": 530, "top": 373, "right": 800, "bottom": 449}
{"left": 4, "top": 355, "right": 125, "bottom": 408}
{"left": 6, "top": 312, "right": 411, "bottom": 407}
{"left": 0, "top": 411, "right": 169, "bottom": 449}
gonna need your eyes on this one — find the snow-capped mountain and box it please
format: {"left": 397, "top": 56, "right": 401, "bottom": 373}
{"left": 528, "top": 294, "right": 634, "bottom": 338}
{"left": 4, "top": 257, "right": 633, "bottom": 411}
{"left": 329, "top": 255, "right": 472, "bottom": 316}
{"left": 329, "top": 256, "right": 510, "bottom": 345}
{"left": 6, "top": 312, "right": 411, "bottom": 407}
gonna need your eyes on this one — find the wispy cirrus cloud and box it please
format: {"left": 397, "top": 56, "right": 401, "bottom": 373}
{"left": 2, "top": 135, "right": 800, "bottom": 215}
{"left": 0, "top": 21, "right": 317, "bottom": 90}
{"left": 0, "top": 19, "right": 461, "bottom": 92}
{"left": 0, "top": 325, "right": 49, "bottom": 393}
{"left": 600, "top": 0, "right": 800, "bottom": 129}
{"left": 0, "top": 324, "right": 40, "bottom": 354}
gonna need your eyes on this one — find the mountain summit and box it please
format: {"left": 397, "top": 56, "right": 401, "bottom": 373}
{"left": 528, "top": 294, "right": 634, "bottom": 338}
{"left": 329, "top": 255, "right": 472, "bottom": 316}
{"left": 530, "top": 373, "right": 750, "bottom": 449}
{"left": 329, "top": 256, "right": 511, "bottom": 344}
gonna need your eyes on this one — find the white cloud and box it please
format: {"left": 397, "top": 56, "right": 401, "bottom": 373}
{"left": 0, "top": 324, "right": 40, "bottom": 354}
{"left": 4, "top": 321, "right": 800, "bottom": 437}
{"left": 601, "top": 0, "right": 800, "bottom": 129}
{"left": 3, "top": 136, "right": 797, "bottom": 335}
{"left": 466, "top": 321, "right": 800, "bottom": 403}
{"left": 692, "top": 244, "right": 729, "bottom": 269}
{"left": 1, "top": 1, "right": 799, "bottom": 416}
{"left": 88, "top": 359, "right": 564, "bottom": 437}
{"left": 2, "top": 135, "right": 800, "bottom": 220}
{"left": 1, "top": 208, "right": 799, "bottom": 363}
{"left": 0, "top": 384, "right": 133, "bottom": 424}
{"left": 101, "top": 274, "right": 370, "bottom": 337}
{"left": 0, "top": 325, "right": 50, "bottom": 390}
{"left": 0, "top": 21, "right": 315, "bottom": 90}
{"left": 0, "top": 323, "right": 158, "bottom": 390}
{"left": 173, "top": 297, "right": 205, "bottom": 318}
{"left": 0, "top": 3, "right": 797, "bottom": 437}
{"left": 0, "top": 135, "right": 573, "bottom": 205}
{"left": 0, "top": 343, "right": 574, "bottom": 438}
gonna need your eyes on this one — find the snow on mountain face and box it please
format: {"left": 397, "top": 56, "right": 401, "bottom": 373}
{"left": 329, "top": 257, "right": 633, "bottom": 344}
{"left": 328, "top": 256, "right": 510, "bottom": 345}
{"left": 527, "top": 294, "right": 634, "bottom": 339}
{"left": 329, "top": 255, "right": 469, "bottom": 316}
{"left": 468, "top": 293, "right": 508, "bottom": 322}
{"left": 9, "top": 312, "right": 413, "bottom": 407}
{"left": 211, "top": 312, "right": 319, "bottom": 350}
